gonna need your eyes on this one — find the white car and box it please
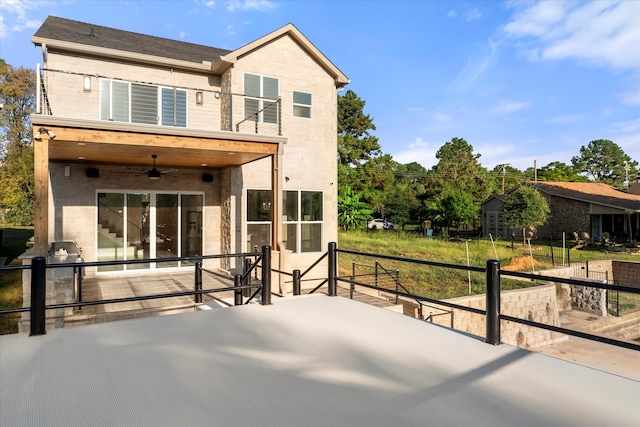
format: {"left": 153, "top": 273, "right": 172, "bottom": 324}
{"left": 367, "top": 219, "right": 395, "bottom": 230}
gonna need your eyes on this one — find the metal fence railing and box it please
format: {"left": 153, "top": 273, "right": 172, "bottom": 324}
{"left": 3, "top": 242, "right": 639, "bottom": 352}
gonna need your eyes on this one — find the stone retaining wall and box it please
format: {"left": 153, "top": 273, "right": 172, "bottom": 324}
{"left": 422, "top": 283, "right": 564, "bottom": 349}
{"left": 612, "top": 261, "right": 640, "bottom": 289}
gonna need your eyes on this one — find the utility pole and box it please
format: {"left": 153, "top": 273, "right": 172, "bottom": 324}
{"left": 499, "top": 164, "right": 509, "bottom": 194}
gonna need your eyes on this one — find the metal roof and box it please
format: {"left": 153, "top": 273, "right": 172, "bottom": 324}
{"left": 1, "top": 294, "right": 638, "bottom": 426}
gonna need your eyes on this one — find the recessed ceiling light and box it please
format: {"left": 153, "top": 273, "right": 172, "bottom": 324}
{"left": 78, "top": 142, "right": 85, "bottom": 146}
{"left": 201, "top": 163, "right": 207, "bottom": 167}
{"left": 227, "top": 152, "right": 235, "bottom": 155}
{"left": 78, "top": 157, "right": 85, "bottom": 160}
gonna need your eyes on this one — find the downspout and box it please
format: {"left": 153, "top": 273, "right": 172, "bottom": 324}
{"left": 273, "top": 142, "right": 287, "bottom": 296}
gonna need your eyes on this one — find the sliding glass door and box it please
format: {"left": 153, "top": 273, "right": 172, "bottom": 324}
{"left": 97, "top": 191, "right": 203, "bottom": 272}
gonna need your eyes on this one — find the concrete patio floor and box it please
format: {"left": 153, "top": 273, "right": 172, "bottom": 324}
{"left": 1, "top": 294, "right": 638, "bottom": 426}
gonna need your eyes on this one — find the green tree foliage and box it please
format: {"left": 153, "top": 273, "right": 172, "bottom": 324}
{"left": 424, "top": 138, "right": 491, "bottom": 227}
{"left": 0, "top": 62, "right": 36, "bottom": 225}
{"left": 502, "top": 185, "right": 550, "bottom": 243}
{"left": 337, "top": 186, "right": 373, "bottom": 230}
{"left": 337, "top": 89, "right": 380, "bottom": 166}
{"left": 571, "top": 139, "right": 638, "bottom": 188}
{"left": 383, "top": 162, "right": 428, "bottom": 228}
{"left": 537, "top": 161, "right": 588, "bottom": 182}
{"left": 429, "top": 191, "right": 476, "bottom": 230}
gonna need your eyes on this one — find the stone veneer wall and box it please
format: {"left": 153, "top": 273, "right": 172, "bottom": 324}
{"left": 425, "top": 284, "right": 564, "bottom": 349}
{"left": 612, "top": 261, "right": 640, "bottom": 289}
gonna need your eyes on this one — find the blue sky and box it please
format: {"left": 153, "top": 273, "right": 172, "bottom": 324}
{"left": 1, "top": 0, "right": 639, "bottom": 172}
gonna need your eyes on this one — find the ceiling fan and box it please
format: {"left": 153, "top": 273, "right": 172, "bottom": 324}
{"left": 144, "top": 154, "right": 174, "bottom": 179}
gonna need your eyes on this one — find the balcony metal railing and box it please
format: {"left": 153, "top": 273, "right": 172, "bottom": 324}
{"left": 35, "top": 66, "right": 283, "bottom": 137}
{"left": 2, "top": 242, "right": 639, "bottom": 353}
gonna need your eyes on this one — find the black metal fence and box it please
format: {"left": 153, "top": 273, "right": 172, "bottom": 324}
{"left": 2, "top": 242, "right": 639, "bottom": 353}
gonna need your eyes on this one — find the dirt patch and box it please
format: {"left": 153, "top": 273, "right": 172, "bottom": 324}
{"left": 502, "top": 256, "right": 539, "bottom": 272}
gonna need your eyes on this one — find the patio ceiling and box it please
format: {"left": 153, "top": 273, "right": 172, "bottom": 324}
{"left": 32, "top": 116, "right": 283, "bottom": 169}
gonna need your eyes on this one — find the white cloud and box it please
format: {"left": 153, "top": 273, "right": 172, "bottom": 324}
{"left": 179, "top": 31, "right": 190, "bottom": 38}
{"left": 503, "top": 1, "right": 640, "bottom": 70}
{"left": 435, "top": 113, "right": 451, "bottom": 122}
{"left": 489, "top": 99, "right": 530, "bottom": 115}
{"left": 451, "top": 38, "right": 499, "bottom": 90}
{"left": 463, "top": 8, "right": 483, "bottom": 22}
{"left": 543, "top": 114, "right": 584, "bottom": 124}
{"left": 1, "top": 0, "right": 47, "bottom": 35}
{"left": 617, "top": 89, "right": 640, "bottom": 106}
{"left": 226, "top": 0, "right": 276, "bottom": 12}
{"left": 447, "top": 10, "right": 457, "bottom": 18}
{"left": 392, "top": 137, "right": 439, "bottom": 169}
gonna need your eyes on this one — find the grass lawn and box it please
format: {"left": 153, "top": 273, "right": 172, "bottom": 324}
{"left": 337, "top": 230, "right": 639, "bottom": 300}
{"left": 0, "top": 227, "right": 34, "bottom": 335}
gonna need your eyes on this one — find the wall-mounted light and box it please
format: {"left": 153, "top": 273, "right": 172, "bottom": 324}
{"left": 83, "top": 75, "right": 91, "bottom": 92}
{"left": 196, "top": 91, "right": 204, "bottom": 105}
{"left": 34, "top": 127, "right": 56, "bottom": 140}
{"left": 64, "top": 165, "right": 70, "bottom": 179}
{"left": 214, "top": 91, "right": 222, "bottom": 99}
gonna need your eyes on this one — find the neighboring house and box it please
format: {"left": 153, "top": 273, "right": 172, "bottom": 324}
{"left": 481, "top": 182, "right": 640, "bottom": 241}
{"left": 30, "top": 17, "right": 348, "bottom": 293}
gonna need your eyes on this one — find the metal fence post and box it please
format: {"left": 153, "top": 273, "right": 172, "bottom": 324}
{"left": 234, "top": 274, "right": 243, "bottom": 306}
{"left": 293, "top": 269, "right": 301, "bottom": 296}
{"left": 30, "top": 256, "right": 47, "bottom": 336}
{"left": 486, "top": 259, "right": 501, "bottom": 345}
{"left": 243, "top": 258, "right": 252, "bottom": 297}
{"left": 194, "top": 261, "right": 202, "bottom": 304}
{"left": 350, "top": 262, "right": 355, "bottom": 299}
{"left": 328, "top": 242, "right": 337, "bottom": 296}
{"left": 261, "top": 245, "right": 272, "bottom": 305}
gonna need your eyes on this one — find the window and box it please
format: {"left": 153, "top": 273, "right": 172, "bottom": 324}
{"left": 283, "top": 190, "right": 323, "bottom": 253}
{"left": 244, "top": 73, "right": 279, "bottom": 124}
{"left": 293, "top": 91, "right": 312, "bottom": 118}
{"left": 246, "top": 190, "right": 273, "bottom": 251}
{"left": 100, "top": 79, "right": 187, "bottom": 127}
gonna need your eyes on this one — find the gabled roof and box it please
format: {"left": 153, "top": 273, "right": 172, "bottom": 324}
{"left": 212, "top": 23, "right": 350, "bottom": 87}
{"left": 32, "top": 16, "right": 230, "bottom": 71}
{"left": 31, "top": 17, "right": 350, "bottom": 86}
{"left": 529, "top": 181, "right": 640, "bottom": 212}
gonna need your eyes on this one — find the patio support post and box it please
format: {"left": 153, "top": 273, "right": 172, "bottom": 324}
{"left": 293, "top": 269, "right": 301, "bottom": 296}
{"left": 194, "top": 261, "right": 202, "bottom": 304}
{"left": 261, "top": 245, "right": 272, "bottom": 305}
{"left": 234, "top": 274, "right": 243, "bottom": 306}
{"left": 30, "top": 256, "right": 47, "bottom": 336}
{"left": 486, "top": 259, "right": 501, "bottom": 345}
{"left": 328, "top": 242, "right": 337, "bottom": 296}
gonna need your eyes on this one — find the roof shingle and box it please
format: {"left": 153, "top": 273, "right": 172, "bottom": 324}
{"left": 33, "top": 16, "right": 231, "bottom": 64}
{"left": 529, "top": 181, "right": 640, "bottom": 212}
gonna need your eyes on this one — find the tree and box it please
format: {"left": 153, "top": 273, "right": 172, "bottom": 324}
{"left": 0, "top": 62, "right": 36, "bottom": 225}
{"left": 337, "top": 89, "right": 380, "bottom": 167}
{"left": 429, "top": 191, "right": 477, "bottom": 231}
{"left": 537, "top": 161, "right": 588, "bottom": 182}
{"left": 337, "top": 186, "right": 373, "bottom": 230}
{"left": 501, "top": 185, "right": 550, "bottom": 244}
{"left": 383, "top": 162, "right": 428, "bottom": 228}
{"left": 571, "top": 139, "right": 638, "bottom": 188}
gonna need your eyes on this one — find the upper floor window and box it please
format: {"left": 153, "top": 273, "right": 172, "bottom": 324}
{"left": 292, "top": 91, "right": 312, "bottom": 119}
{"left": 244, "top": 73, "right": 279, "bottom": 124}
{"left": 100, "top": 79, "right": 187, "bottom": 127}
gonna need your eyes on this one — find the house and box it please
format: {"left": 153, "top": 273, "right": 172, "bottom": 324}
{"left": 481, "top": 181, "right": 640, "bottom": 241}
{"left": 29, "top": 17, "right": 348, "bottom": 294}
